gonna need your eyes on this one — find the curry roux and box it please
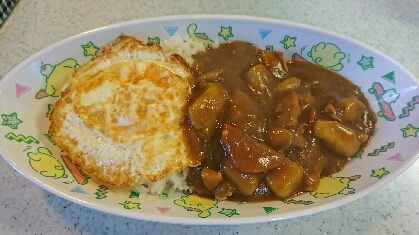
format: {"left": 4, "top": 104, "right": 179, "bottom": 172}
{"left": 184, "top": 41, "right": 376, "bottom": 202}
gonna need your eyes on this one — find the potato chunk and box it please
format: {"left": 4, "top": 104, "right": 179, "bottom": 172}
{"left": 275, "top": 90, "right": 301, "bottom": 127}
{"left": 266, "top": 127, "right": 293, "bottom": 151}
{"left": 221, "top": 160, "right": 259, "bottom": 196}
{"left": 314, "top": 119, "right": 361, "bottom": 157}
{"left": 214, "top": 181, "right": 234, "bottom": 199}
{"left": 276, "top": 77, "right": 301, "bottom": 92}
{"left": 342, "top": 96, "right": 366, "bottom": 122}
{"left": 201, "top": 168, "right": 223, "bottom": 191}
{"left": 198, "top": 68, "right": 223, "bottom": 82}
{"left": 188, "top": 83, "right": 227, "bottom": 138}
{"left": 244, "top": 64, "right": 277, "bottom": 111}
{"left": 355, "top": 129, "right": 369, "bottom": 144}
{"left": 259, "top": 50, "right": 287, "bottom": 78}
{"left": 264, "top": 158, "right": 303, "bottom": 199}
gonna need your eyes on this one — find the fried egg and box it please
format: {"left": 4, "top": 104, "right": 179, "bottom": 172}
{"left": 49, "top": 34, "right": 199, "bottom": 190}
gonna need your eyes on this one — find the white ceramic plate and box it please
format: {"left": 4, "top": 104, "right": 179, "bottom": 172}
{"left": 1, "top": 15, "right": 418, "bottom": 225}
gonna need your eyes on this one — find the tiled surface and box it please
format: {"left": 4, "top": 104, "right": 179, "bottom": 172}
{"left": 0, "top": 0, "right": 18, "bottom": 27}
{"left": 0, "top": 0, "right": 418, "bottom": 234}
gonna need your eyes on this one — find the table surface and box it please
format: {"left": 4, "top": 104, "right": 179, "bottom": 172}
{"left": 1, "top": 0, "right": 418, "bottom": 234}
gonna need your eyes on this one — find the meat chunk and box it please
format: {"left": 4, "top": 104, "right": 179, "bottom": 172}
{"left": 226, "top": 90, "right": 266, "bottom": 140}
{"left": 289, "top": 142, "right": 325, "bottom": 191}
{"left": 323, "top": 103, "right": 341, "bottom": 122}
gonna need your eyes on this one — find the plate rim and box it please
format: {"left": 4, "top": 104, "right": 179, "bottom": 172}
{"left": 1, "top": 14, "right": 419, "bottom": 225}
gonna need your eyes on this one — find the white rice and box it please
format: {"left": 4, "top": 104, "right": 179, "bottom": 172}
{"left": 130, "top": 35, "right": 218, "bottom": 197}
{"left": 132, "top": 169, "right": 191, "bottom": 198}
{"left": 161, "top": 35, "right": 218, "bottom": 64}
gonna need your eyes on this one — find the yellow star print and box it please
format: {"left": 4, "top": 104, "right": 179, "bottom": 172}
{"left": 119, "top": 200, "right": 141, "bottom": 210}
{"left": 280, "top": 35, "right": 296, "bottom": 49}
{"left": 81, "top": 41, "right": 100, "bottom": 57}
{"left": 400, "top": 124, "right": 419, "bottom": 138}
{"left": 218, "top": 26, "right": 234, "bottom": 41}
{"left": 370, "top": 167, "right": 390, "bottom": 179}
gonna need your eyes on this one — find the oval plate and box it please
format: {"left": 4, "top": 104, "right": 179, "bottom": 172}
{"left": 1, "top": 15, "right": 418, "bottom": 225}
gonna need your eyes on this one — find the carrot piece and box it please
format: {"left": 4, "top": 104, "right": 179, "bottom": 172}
{"left": 220, "top": 123, "right": 285, "bottom": 174}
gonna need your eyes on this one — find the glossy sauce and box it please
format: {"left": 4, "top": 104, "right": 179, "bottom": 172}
{"left": 185, "top": 41, "right": 376, "bottom": 202}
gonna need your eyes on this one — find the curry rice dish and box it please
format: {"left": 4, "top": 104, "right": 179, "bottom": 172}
{"left": 49, "top": 34, "right": 376, "bottom": 201}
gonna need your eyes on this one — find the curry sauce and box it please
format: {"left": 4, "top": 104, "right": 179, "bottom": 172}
{"left": 185, "top": 41, "right": 377, "bottom": 202}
